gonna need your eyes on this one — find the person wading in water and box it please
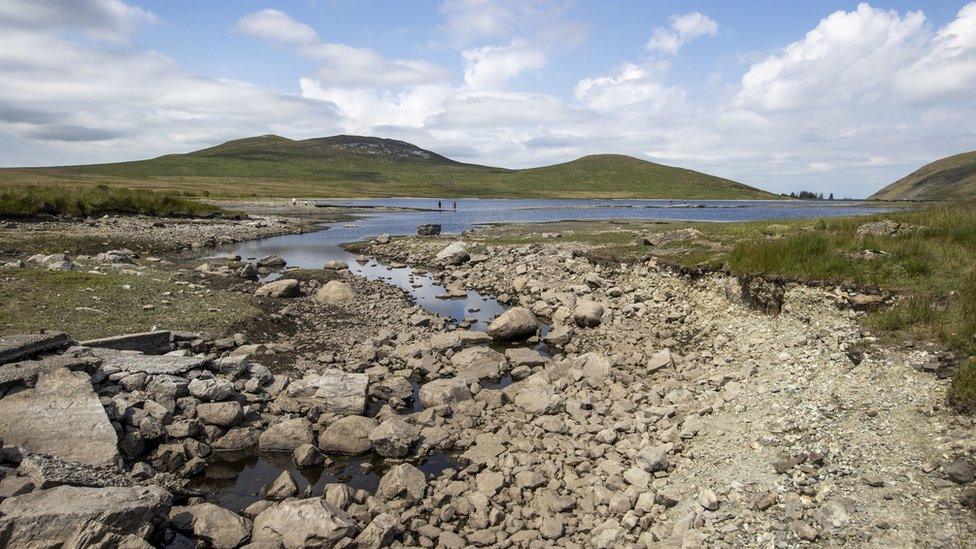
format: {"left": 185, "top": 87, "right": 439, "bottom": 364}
{"left": 452, "top": 200, "right": 457, "bottom": 211}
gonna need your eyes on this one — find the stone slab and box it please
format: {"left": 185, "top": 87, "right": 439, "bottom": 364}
{"left": 80, "top": 330, "right": 172, "bottom": 354}
{"left": 88, "top": 347, "right": 209, "bottom": 375}
{"left": 0, "top": 367, "right": 120, "bottom": 466}
{"left": 0, "top": 332, "right": 71, "bottom": 365}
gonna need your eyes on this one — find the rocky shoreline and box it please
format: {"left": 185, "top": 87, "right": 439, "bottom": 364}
{"left": 0, "top": 211, "right": 973, "bottom": 547}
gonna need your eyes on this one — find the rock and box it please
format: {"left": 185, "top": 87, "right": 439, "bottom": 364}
{"left": 213, "top": 428, "right": 258, "bottom": 451}
{"left": 0, "top": 475, "right": 34, "bottom": 498}
{"left": 504, "top": 347, "right": 549, "bottom": 366}
{"left": 169, "top": 503, "right": 251, "bottom": 548}
{"left": 513, "top": 372, "right": 562, "bottom": 415}
{"left": 265, "top": 471, "right": 298, "bottom": 501}
{"left": 79, "top": 331, "right": 171, "bottom": 354}
{"left": 0, "top": 485, "right": 170, "bottom": 548}
{"left": 376, "top": 234, "right": 391, "bottom": 244}
{"left": 698, "top": 489, "right": 719, "bottom": 511}
{"left": 543, "top": 325, "right": 574, "bottom": 346}
{"left": 293, "top": 444, "right": 323, "bottom": 468}
{"left": 251, "top": 498, "right": 357, "bottom": 548}
{"left": 646, "top": 349, "right": 673, "bottom": 373}
{"left": 323, "top": 260, "right": 348, "bottom": 270}
{"left": 573, "top": 301, "right": 604, "bottom": 328}
{"left": 259, "top": 418, "right": 314, "bottom": 452}
{"left": 486, "top": 307, "right": 538, "bottom": 341}
{"left": 0, "top": 367, "right": 119, "bottom": 467}
{"left": 636, "top": 443, "right": 670, "bottom": 472}
{"left": 257, "top": 255, "right": 286, "bottom": 267}
{"left": 642, "top": 227, "right": 705, "bottom": 246}
{"left": 355, "top": 512, "right": 401, "bottom": 548}
{"left": 417, "top": 224, "right": 442, "bottom": 236}
{"left": 0, "top": 332, "right": 71, "bottom": 365}
{"left": 856, "top": 219, "right": 902, "bottom": 237}
{"left": 88, "top": 348, "right": 208, "bottom": 375}
{"left": 188, "top": 377, "right": 236, "bottom": 401}
{"left": 196, "top": 401, "right": 244, "bottom": 427}
{"left": 369, "top": 417, "right": 420, "bottom": 458}
{"left": 451, "top": 346, "right": 506, "bottom": 383}
{"left": 790, "top": 520, "right": 819, "bottom": 541}
{"left": 318, "top": 416, "right": 377, "bottom": 455}
{"left": 377, "top": 463, "right": 426, "bottom": 503}
{"left": 945, "top": 457, "right": 974, "bottom": 484}
{"left": 94, "top": 249, "right": 136, "bottom": 264}
{"left": 313, "top": 280, "right": 356, "bottom": 305}
{"left": 435, "top": 242, "right": 469, "bottom": 265}
{"left": 284, "top": 369, "right": 368, "bottom": 415}
{"left": 418, "top": 377, "right": 471, "bottom": 408}
{"left": 255, "top": 279, "right": 300, "bottom": 298}
{"left": 580, "top": 352, "right": 612, "bottom": 386}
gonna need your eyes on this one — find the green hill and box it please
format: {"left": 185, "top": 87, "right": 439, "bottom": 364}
{"left": 870, "top": 150, "right": 976, "bottom": 201}
{"left": 0, "top": 134, "right": 774, "bottom": 199}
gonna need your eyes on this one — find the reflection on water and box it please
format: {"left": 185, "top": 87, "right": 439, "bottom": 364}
{"left": 191, "top": 451, "right": 457, "bottom": 512}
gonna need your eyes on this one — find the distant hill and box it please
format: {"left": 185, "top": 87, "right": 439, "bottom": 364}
{"left": 0, "top": 134, "right": 775, "bottom": 199}
{"left": 870, "top": 150, "right": 976, "bottom": 201}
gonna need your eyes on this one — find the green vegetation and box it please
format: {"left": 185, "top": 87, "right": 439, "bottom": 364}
{"left": 870, "top": 149, "right": 976, "bottom": 201}
{"left": 0, "top": 268, "right": 260, "bottom": 340}
{"left": 0, "top": 134, "right": 775, "bottom": 200}
{"left": 0, "top": 184, "right": 223, "bottom": 218}
{"left": 948, "top": 359, "right": 976, "bottom": 414}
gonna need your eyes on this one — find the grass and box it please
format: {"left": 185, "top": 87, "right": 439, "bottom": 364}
{"left": 0, "top": 135, "right": 775, "bottom": 200}
{"left": 0, "top": 184, "right": 224, "bottom": 218}
{"left": 0, "top": 267, "right": 260, "bottom": 340}
{"left": 871, "top": 149, "right": 976, "bottom": 201}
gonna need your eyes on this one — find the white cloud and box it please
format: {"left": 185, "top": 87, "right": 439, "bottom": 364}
{"left": 895, "top": 2, "right": 976, "bottom": 102}
{"left": 462, "top": 40, "right": 546, "bottom": 89}
{"left": 0, "top": 0, "right": 157, "bottom": 40}
{"left": 574, "top": 62, "right": 684, "bottom": 111}
{"left": 646, "top": 12, "right": 718, "bottom": 55}
{"left": 437, "top": 0, "right": 585, "bottom": 49}
{"left": 237, "top": 9, "right": 449, "bottom": 87}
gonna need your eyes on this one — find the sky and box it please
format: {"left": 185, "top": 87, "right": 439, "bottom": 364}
{"left": 1, "top": 1, "right": 975, "bottom": 197}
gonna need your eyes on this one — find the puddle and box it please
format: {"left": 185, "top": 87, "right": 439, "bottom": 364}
{"left": 191, "top": 450, "right": 457, "bottom": 512}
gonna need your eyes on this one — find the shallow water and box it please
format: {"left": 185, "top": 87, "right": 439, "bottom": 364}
{"left": 192, "top": 451, "right": 457, "bottom": 512}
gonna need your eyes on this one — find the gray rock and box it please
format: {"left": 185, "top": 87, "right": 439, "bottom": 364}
{"left": 417, "top": 224, "right": 441, "bottom": 236}
{"left": 88, "top": 348, "right": 209, "bottom": 375}
{"left": 284, "top": 369, "right": 368, "bottom": 415}
{"left": 79, "top": 331, "right": 171, "bottom": 354}
{"left": 377, "top": 463, "right": 426, "bottom": 503}
{"left": 369, "top": 417, "right": 420, "bottom": 458}
{"left": 451, "top": 346, "right": 506, "bottom": 383}
{"left": 292, "top": 444, "right": 323, "bottom": 468}
{"left": 487, "top": 307, "right": 538, "bottom": 341}
{"left": 323, "top": 260, "right": 348, "bottom": 270}
{"left": 196, "top": 401, "right": 244, "bottom": 427}
{"left": 169, "top": 503, "right": 251, "bottom": 549}
{"left": 504, "top": 347, "right": 549, "bottom": 366}
{"left": 513, "top": 372, "right": 563, "bottom": 415}
{"left": 257, "top": 254, "right": 286, "bottom": 267}
{"left": 435, "top": 242, "right": 469, "bottom": 265}
{"left": 318, "top": 416, "right": 377, "bottom": 455}
{"left": 573, "top": 301, "right": 604, "bottom": 328}
{"left": 265, "top": 470, "right": 298, "bottom": 501}
{"left": 313, "top": 280, "right": 355, "bottom": 305}
{"left": 355, "top": 512, "right": 401, "bottom": 548}
{"left": 251, "top": 498, "right": 357, "bottom": 548}
{"left": 636, "top": 443, "right": 670, "bottom": 472}
{"left": 0, "top": 367, "right": 119, "bottom": 467}
{"left": 188, "top": 377, "right": 236, "bottom": 401}
{"left": 0, "top": 332, "right": 71, "bottom": 365}
{"left": 418, "top": 377, "right": 472, "bottom": 408}
{"left": 0, "top": 485, "right": 170, "bottom": 548}
{"left": 255, "top": 279, "right": 300, "bottom": 298}
{"left": 213, "top": 428, "right": 258, "bottom": 451}
{"left": 259, "top": 418, "right": 314, "bottom": 453}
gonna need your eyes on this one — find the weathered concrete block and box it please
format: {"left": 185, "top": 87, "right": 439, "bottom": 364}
{"left": 80, "top": 331, "right": 172, "bottom": 355}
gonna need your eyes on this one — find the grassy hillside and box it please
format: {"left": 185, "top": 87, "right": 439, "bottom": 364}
{"left": 870, "top": 150, "right": 976, "bottom": 201}
{"left": 0, "top": 134, "right": 774, "bottom": 200}
{"left": 0, "top": 184, "right": 224, "bottom": 218}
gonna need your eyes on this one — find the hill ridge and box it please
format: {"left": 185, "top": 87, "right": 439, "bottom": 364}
{"left": 870, "top": 150, "right": 976, "bottom": 201}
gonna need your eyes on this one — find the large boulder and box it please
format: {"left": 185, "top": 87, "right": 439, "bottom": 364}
{"left": 314, "top": 280, "right": 356, "bottom": 305}
{"left": 450, "top": 346, "right": 507, "bottom": 383}
{"left": 418, "top": 377, "right": 471, "bottom": 408}
{"left": 513, "top": 372, "right": 563, "bottom": 415}
{"left": 318, "top": 416, "right": 377, "bottom": 455}
{"left": 487, "top": 307, "right": 538, "bottom": 341}
{"left": 369, "top": 417, "right": 420, "bottom": 458}
{"left": 258, "top": 418, "right": 314, "bottom": 452}
{"left": 169, "top": 503, "right": 251, "bottom": 549}
{"left": 0, "top": 485, "right": 171, "bottom": 548}
{"left": 356, "top": 512, "right": 401, "bottom": 548}
{"left": 0, "top": 367, "right": 119, "bottom": 466}
{"left": 255, "top": 279, "right": 300, "bottom": 298}
{"left": 435, "top": 242, "right": 469, "bottom": 265}
{"left": 417, "top": 224, "right": 441, "bottom": 236}
{"left": 283, "top": 369, "right": 368, "bottom": 415}
{"left": 251, "top": 498, "right": 358, "bottom": 548}
{"left": 377, "top": 463, "right": 427, "bottom": 503}
{"left": 573, "top": 301, "right": 604, "bottom": 328}
{"left": 196, "top": 401, "right": 244, "bottom": 427}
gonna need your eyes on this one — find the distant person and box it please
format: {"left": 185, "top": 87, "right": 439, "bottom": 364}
{"left": 452, "top": 200, "right": 457, "bottom": 211}
{"left": 291, "top": 198, "right": 297, "bottom": 206}
{"left": 437, "top": 200, "right": 442, "bottom": 210}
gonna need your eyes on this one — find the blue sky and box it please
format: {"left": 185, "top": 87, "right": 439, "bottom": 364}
{"left": 1, "top": 1, "right": 975, "bottom": 197}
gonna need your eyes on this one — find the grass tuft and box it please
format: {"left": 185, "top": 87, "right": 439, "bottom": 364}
{"left": 948, "top": 358, "right": 976, "bottom": 414}
{"left": 0, "top": 184, "right": 224, "bottom": 218}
